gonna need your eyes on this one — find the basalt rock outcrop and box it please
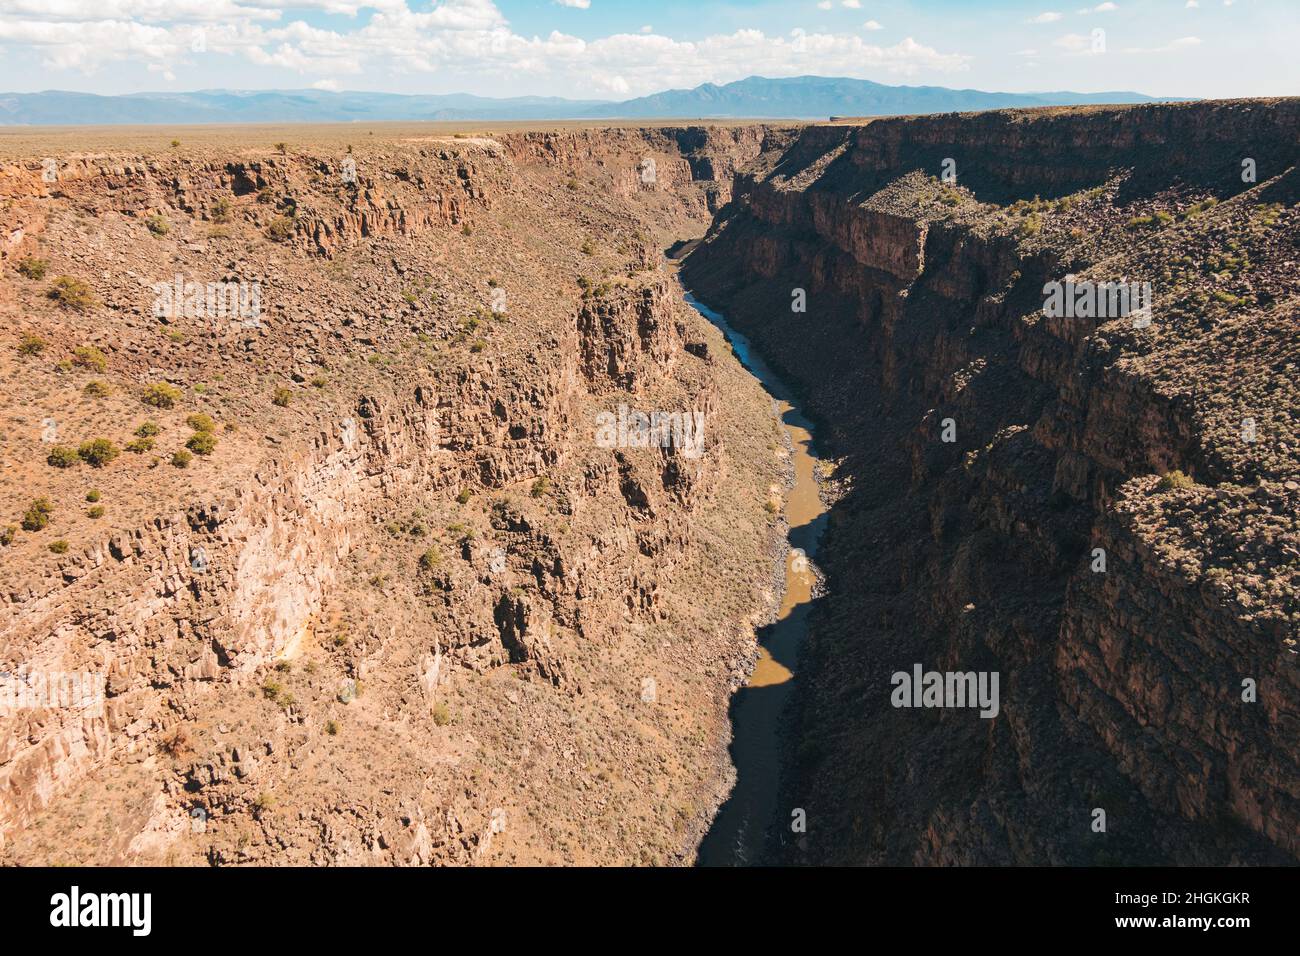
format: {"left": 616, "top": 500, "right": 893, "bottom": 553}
{"left": 684, "top": 98, "right": 1299, "bottom": 865}
{"left": 0, "top": 125, "right": 789, "bottom": 864}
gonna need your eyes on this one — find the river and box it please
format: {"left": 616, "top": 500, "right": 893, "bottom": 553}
{"left": 682, "top": 289, "right": 829, "bottom": 867}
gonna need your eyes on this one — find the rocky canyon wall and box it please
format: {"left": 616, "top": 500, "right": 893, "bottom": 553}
{"left": 684, "top": 99, "right": 1298, "bottom": 864}
{"left": 0, "top": 125, "right": 789, "bottom": 864}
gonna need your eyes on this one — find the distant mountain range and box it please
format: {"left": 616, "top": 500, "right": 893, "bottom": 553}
{"left": 0, "top": 75, "right": 1190, "bottom": 126}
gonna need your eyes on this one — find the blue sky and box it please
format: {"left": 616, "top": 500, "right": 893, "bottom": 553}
{"left": 0, "top": 0, "right": 1294, "bottom": 100}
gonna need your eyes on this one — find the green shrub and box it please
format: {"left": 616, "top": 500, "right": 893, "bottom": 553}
{"left": 266, "top": 216, "right": 295, "bottom": 241}
{"left": 125, "top": 437, "right": 155, "bottom": 454}
{"left": 83, "top": 380, "right": 112, "bottom": 398}
{"left": 49, "top": 277, "right": 97, "bottom": 311}
{"left": 0, "top": 525, "right": 15, "bottom": 546}
{"left": 47, "top": 446, "right": 79, "bottom": 468}
{"left": 1211, "top": 289, "right": 1248, "bottom": 308}
{"left": 271, "top": 387, "right": 292, "bottom": 407}
{"left": 77, "top": 438, "right": 120, "bottom": 468}
{"left": 17, "top": 333, "right": 46, "bottom": 355}
{"left": 530, "top": 477, "right": 550, "bottom": 498}
{"left": 1017, "top": 213, "right": 1043, "bottom": 238}
{"left": 456, "top": 488, "right": 472, "bottom": 504}
{"left": 185, "top": 413, "right": 215, "bottom": 433}
{"left": 186, "top": 431, "right": 217, "bottom": 455}
{"left": 1126, "top": 212, "right": 1170, "bottom": 231}
{"left": 1253, "top": 203, "right": 1284, "bottom": 228}
{"left": 48, "top": 540, "right": 69, "bottom": 554}
{"left": 432, "top": 702, "right": 451, "bottom": 726}
{"left": 261, "top": 679, "right": 283, "bottom": 701}
{"left": 135, "top": 420, "right": 161, "bottom": 438}
{"left": 419, "top": 547, "right": 441, "bottom": 571}
{"left": 21, "top": 498, "right": 54, "bottom": 531}
{"left": 142, "top": 382, "right": 183, "bottom": 408}
{"left": 210, "top": 196, "right": 232, "bottom": 223}
{"left": 1154, "top": 470, "right": 1194, "bottom": 492}
{"left": 87, "top": 505, "right": 105, "bottom": 519}
{"left": 17, "top": 257, "right": 48, "bottom": 280}
{"left": 71, "top": 345, "right": 107, "bottom": 372}
{"left": 325, "top": 720, "right": 339, "bottom": 736}
{"left": 171, "top": 449, "right": 193, "bottom": 468}
{"left": 145, "top": 213, "right": 170, "bottom": 236}
{"left": 85, "top": 489, "right": 100, "bottom": 502}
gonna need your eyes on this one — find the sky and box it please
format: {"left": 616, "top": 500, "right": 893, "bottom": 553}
{"left": 0, "top": 0, "right": 1295, "bottom": 101}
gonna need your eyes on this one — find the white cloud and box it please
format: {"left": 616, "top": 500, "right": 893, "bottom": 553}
{"left": 639, "top": 24, "right": 652, "bottom": 33}
{"left": 816, "top": 1, "right": 832, "bottom": 9}
{"left": 1028, "top": 11, "right": 1064, "bottom": 23}
{"left": 0, "top": 18, "right": 185, "bottom": 71}
{"left": 1186, "top": 0, "right": 1199, "bottom": 7}
{"left": 0, "top": 0, "right": 971, "bottom": 92}
{"left": 862, "top": 19, "right": 883, "bottom": 30}
{"left": 0, "top": 0, "right": 408, "bottom": 18}
{"left": 0, "top": 0, "right": 276, "bottom": 21}
{"left": 1077, "top": 2, "right": 1118, "bottom": 11}
{"left": 590, "top": 72, "right": 628, "bottom": 94}
{"left": 555, "top": 0, "right": 590, "bottom": 8}
{"left": 1051, "top": 32, "right": 1106, "bottom": 55}
{"left": 312, "top": 78, "right": 340, "bottom": 90}
{"left": 842, "top": 0, "right": 862, "bottom": 8}
{"left": 1121, "top": 35, "right": 1202, "bottom": 53}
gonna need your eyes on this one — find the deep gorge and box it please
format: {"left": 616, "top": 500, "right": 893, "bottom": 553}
{"left": 1, "top": 100, "right": 1296, "bottom": 865}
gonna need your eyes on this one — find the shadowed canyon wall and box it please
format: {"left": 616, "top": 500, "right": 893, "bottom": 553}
{"left": 684, "top": 99, "right": 1298, "bottom": 865}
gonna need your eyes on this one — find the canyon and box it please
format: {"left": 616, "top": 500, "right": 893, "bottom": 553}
{"left": 1, "top": 99, "right": 1296, "bottom": 866}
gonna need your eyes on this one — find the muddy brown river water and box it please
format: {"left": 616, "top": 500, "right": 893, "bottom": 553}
{"left": 684, "top": 290, "right": 829, "bottom": 866}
